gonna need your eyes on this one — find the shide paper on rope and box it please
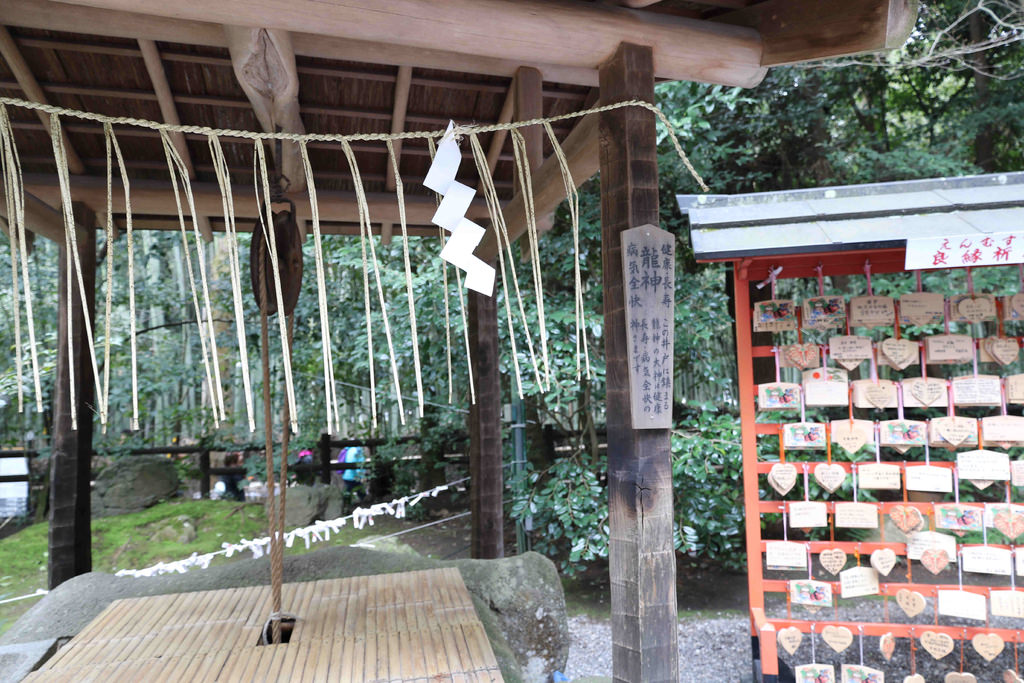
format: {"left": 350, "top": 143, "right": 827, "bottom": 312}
{"left": 424, "top": 122, "right": 495, "bottom": 296}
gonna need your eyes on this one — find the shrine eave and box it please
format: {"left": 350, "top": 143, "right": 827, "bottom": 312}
{"left": 680, "top": 171, "right": 1024, "bottom": 262}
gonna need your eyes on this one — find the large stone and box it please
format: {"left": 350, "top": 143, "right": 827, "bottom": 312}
{"left": 91, "top": 455, "right": 179, "bottom": 518}
{"left": 0, "top": 548, "right": 568, "bottom": 683}
{"left": 0, "top": 638, "right": 60, "bottom": 683}
{"left": 283, "top": 485, "right": 327, "bottom": 527}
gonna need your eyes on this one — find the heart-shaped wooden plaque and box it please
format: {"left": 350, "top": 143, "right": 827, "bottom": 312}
{"left": 822, "top": 624, "right": 853, "bottom": 653}
{"left": 819, "top": 548, "right": 847, "bottom": 575}
{"left": 896, "top": 588, "right": 926, "bottom": 618}
{"left": 920, "top": 630, "right": 955, "bottom": 659}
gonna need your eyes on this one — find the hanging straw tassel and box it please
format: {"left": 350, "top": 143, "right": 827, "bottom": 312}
{"left": 1, "top": 106, "right": 43, "bottom": 414}
{"left": 160, "top": 131, "right": 223, "bottom": 427}
{"left": 298, "top": 141, "right": 342, "bottom": 434}
{"left": 386, "top": 138, "right": 424, "bottom": 419}
{"left": 160, "top": 130, "right": 226, "bottom": 422}
{"left": 253, "top": 139, "right": 299, "bottom": 432}
{"left": 208, "top": 135, "right": 256, "bottom": 432}
{"left": 0, "top": 107, "right": 23, "bottom": 413}
{"left": 105, "top": 125, "right": 140, "bottom": 431}
{"left": 542, "top": 121, "right": 590, "bottom": 379}
{"left": 340, "top": 139, "right": 405, "bottom": 426}
{"left": 469, "top": 131, "right": 545, "bottom": 397}
{"left": 50, "top": 113, "right": 106, "bottom": 430}
{"left": 509, "top": 128, "right": 551, "bottom": 390}
{"left": 99, "top": 127, "right": 117, "bottom": 434}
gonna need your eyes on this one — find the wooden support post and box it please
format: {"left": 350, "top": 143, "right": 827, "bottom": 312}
{"left": 318, "top": 432, "right": 332, "bottom": 485}
{"left": 468, "top": 287, "right": 503, "bottom": 559}
{"left": 513, "top": 66, "right": 553, "bottom": 257}
{"left": 199, "top": 449, "right": 211, "bottom": 499}
{"left": 599, "top": 43, "right": 678, "bottom": 683}
{"left": 48, "top": 202, "right": 96, "bottom": 589}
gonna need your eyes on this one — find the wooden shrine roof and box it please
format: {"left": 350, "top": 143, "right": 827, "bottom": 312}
{"left": 0, "top": 0, "right": 916, "bottom": 242}
{"left": 682, "top": 172, "right": 1024, "bottom": 264}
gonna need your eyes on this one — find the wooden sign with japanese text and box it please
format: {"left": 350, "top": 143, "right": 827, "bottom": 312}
{"left": 622, "top": 224, "right": 674, "bottom": 429}
{"left": 906, "top": 232, "right": 1024, "bottom": 269}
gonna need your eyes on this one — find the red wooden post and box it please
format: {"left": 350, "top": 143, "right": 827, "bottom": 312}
{"left": 599, "top": 42, "right": 678, "bottom": 682}
{"left": 49, "top": 202, "right": 96, "bottom": 589}
{"left": 468, "top": 287, "right": 503, "bottom": 559}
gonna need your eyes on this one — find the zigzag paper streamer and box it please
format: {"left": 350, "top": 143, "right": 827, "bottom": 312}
{"left": 423, "top": 122, "right": 496, "bottom": 296}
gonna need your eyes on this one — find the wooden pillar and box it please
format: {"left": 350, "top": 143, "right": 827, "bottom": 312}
{"left": 514, "top": 65, "right": 554, "bottom": 248}
{"left": 599, "top": 43, "right": 679, "bottom": 683}
{"left": 48, "top": 202, "right": 96, "bottom": 589}
{"left": 468, "top": 287, "right": 503, "bottom": 559}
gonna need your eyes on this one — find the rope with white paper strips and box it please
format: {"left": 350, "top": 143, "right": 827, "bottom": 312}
{"left": 113, "top": 476, "right": 469, "bottom": 578}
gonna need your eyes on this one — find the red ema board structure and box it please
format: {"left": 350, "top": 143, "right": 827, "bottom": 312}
{"left": 683, "top": 173, "right": 1024, "bottom": 683}
{"left": 732, "top": 250, "right": 1024, "bottom": 683}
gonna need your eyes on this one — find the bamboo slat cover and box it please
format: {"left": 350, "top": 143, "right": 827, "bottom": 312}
{"left": 23, "top": 567, "right": 503, "bottom": 682}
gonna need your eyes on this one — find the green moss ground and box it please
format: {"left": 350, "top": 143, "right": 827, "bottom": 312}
{"left": 0, "top": 500, "right": 423, "bottom": 636}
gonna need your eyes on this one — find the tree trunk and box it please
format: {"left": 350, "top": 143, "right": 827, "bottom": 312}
{"left": 599, "top": 42, "right": 679, "bottom": 683}
{"left": 49, "top": 202, "right": 96, "bottom": 589}
{"left": 969, "top": 11, "right": 995, "bottom": 172}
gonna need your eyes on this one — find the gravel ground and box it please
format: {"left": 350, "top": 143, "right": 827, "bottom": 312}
{"left": 565, "top": 597, "right": 1024, "bottom": 682}
{"left": 564, "top": 613, "right": 754, "bottom": 682}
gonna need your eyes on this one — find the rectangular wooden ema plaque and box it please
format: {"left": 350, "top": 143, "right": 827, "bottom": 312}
{"left": 622, "top": 224, "right": 675, "bottom": 429}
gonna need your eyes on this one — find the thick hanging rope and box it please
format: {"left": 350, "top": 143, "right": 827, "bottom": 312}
{"left": 208, "top": 135, "right": 256, "bottom": 433}
{"left": 0, "top": 95, "right": 710, "bottom": 192}
{"left": 298, "top": 142, "right": 341, "bottom": 434}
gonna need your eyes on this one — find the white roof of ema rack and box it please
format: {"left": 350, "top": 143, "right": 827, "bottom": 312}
{"left": 679, "top": 172, "right": 1024, "bottom": 261}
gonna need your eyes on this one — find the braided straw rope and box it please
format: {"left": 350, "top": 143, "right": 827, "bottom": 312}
{"left": 0, "top": 93, "right": 706, "bottom": 430}
{"left": 0, "top": 94, "right": 712, "bottom": 194}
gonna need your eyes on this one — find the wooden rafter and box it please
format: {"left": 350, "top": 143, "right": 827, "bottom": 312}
{"left": 381, "top": 65, "right": 413, "bottom": 245}
{"left": 223, "top": 26, "right": 305, "bottom": 192}
{"left": 0, "top": 79, "right": 575, "bottom": 138}
{"left": 137, "top": 38, "right": 213, "bottom": 242}
{"left": 0, "top": 25, "right": 86, "bottom": 175}
{"left": 9, "top": 35, "right": 593, "bottom": 102}
{"left": 34, "top": 0, "right": 766, "bottom": 87}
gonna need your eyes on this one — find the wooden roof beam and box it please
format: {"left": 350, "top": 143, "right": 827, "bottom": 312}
{"left": 714, "top": 0, "right": 917, "bottom": 66}
{"left": 478, "top": 106, "right": 599, "bottom": 262}
{"left": 36, "top": 0, "right": 765, "bottom": 87}
{"left": 223, "top": 26, "right": 305, "bottom": 192}
{"left": 0, "top": 190, "right": 72, "bottom": 242}
{"left": 137, "top": 38, "right": 213, "bottom": 242}
{"left": 0, "top": 25, "right": 86, "bottom": 175}
{"left": 381, "top": 65, "right": 413, "bottom": 245}
{"left": 16, "top": 174, "right": 491, "bottom": 228}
